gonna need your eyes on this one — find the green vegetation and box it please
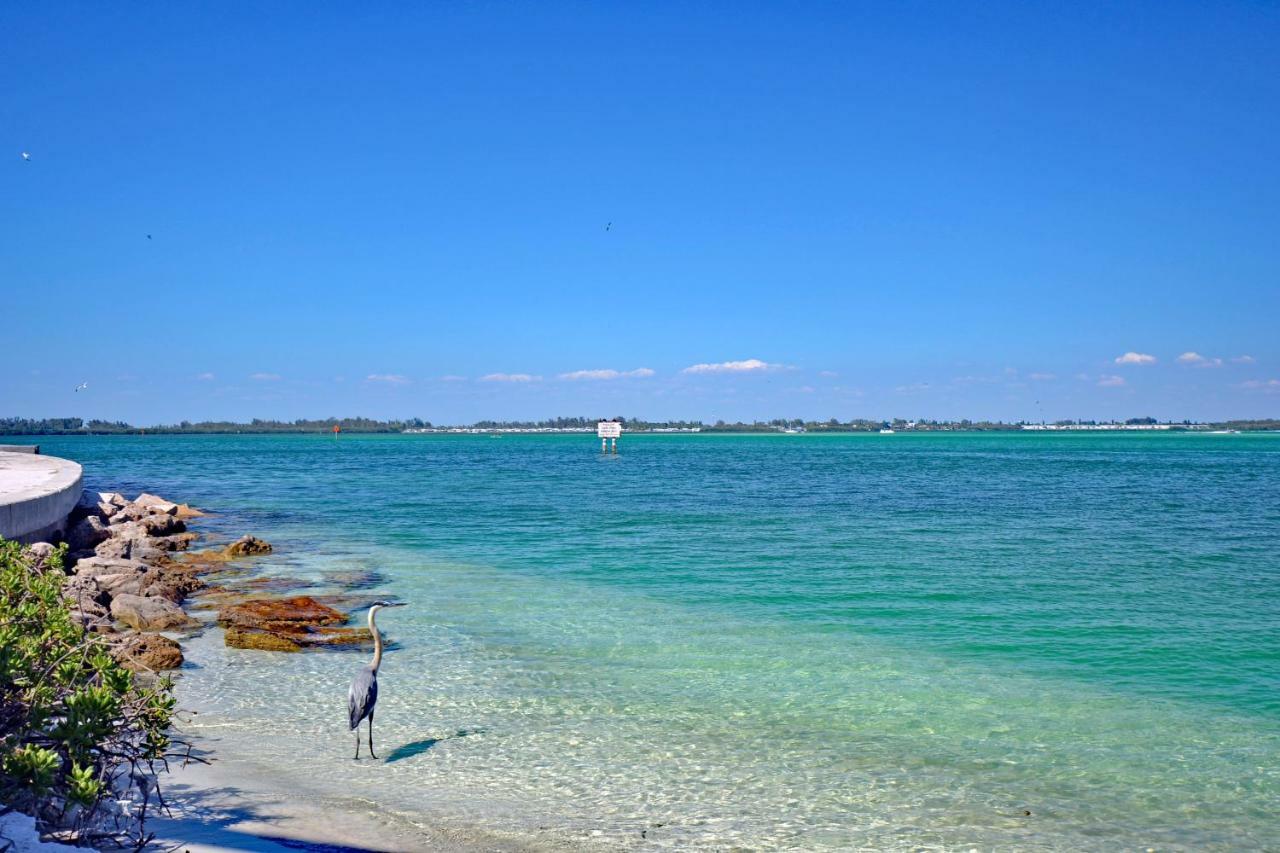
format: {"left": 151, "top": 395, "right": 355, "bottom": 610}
{"left": 0, "top": 417, "right": 431, "bottom": 435}
{"left": 4, "top": 416, "right": 1279, "bottom": 436}
{"left": 0, "top": 539, "right": 179, "bottom": 847}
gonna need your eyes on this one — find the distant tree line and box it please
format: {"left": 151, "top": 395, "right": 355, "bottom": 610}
{"left": 4, "top": 415, "right": 1278, "bottom": 436}
{"left": 0, "top": 417, "right": 431, "bottom": 435}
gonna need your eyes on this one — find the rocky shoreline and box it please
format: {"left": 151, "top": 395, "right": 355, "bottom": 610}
{"left": 26, "top": 488, "right": 384, "bottom": 674}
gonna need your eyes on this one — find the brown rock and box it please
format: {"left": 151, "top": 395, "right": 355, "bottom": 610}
{"left": 113, "top": 633, "right": 184, "bottom": 671}
{"left": 143, "top": 569, "right": 206, "bottom": 603}
{"left": 94, "top": 535, "right": 155, "bottom": 562}
{"left": 75, "top": 556, "right": 150, "bottom": 578}
{"left": 321, "top": 568, "right": 387, "bottom": 590}
{"left": 134, "top": 493, "right": 179, "bottom": 515}
{"left": 222, "top": 535, "right": 273, "bottom": 558}
{"left": 136, "top": 514, "right": 186, "bottom": 537}
{"left": 217, "top": 595, "right": 344, "bottom": 631}
{"left": 224, "top": 626, "right": 302, "bottom": 652}
{"left": 23, "top": 542, "right": 57, "bottom": 569}
{"left": 64, "top": 573, "right": 109, "bottom": 608}
{"left": 153, "top": 532, "right": 199, "bottom": 552}
{"left": 65, "top": 515, "right": 111, "bottom": 551}
{"left": 175, "top": 503, "right": 206, "bottom": 519}
{"left": 110, "top": 594, "right": 193, "bottom": 631}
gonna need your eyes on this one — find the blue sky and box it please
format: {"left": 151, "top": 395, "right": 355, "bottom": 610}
{"left": 3, "top": 2, "right": 1278, "bottom": 424}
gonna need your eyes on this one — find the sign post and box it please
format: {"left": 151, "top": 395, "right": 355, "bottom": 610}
{"left": 597, "top": 419, "right": 622, "bottom": 454}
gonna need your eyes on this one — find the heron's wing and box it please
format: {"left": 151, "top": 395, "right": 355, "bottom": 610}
{"left": 348, "top": 668, "right": 377, "bottom": 729}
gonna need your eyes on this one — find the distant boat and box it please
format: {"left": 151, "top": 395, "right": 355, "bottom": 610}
{"left": 880, "top": 428, "right": 895, "bottom": 434}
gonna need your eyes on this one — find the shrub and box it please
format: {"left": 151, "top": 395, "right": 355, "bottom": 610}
{"left": 0, "top": 537, "right": 182, "bottom": 848}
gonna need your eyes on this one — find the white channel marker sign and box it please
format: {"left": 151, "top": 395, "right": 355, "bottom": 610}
{"left": 597, "top": 421, "right": 622, "bottom": 438}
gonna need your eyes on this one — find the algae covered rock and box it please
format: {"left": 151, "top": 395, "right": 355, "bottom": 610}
{"left": 217, "top": 595, "right": 344, "bottom": 630}
{"left": 113, "top": 633, "right": 184, "bottom": 671}
{"left": 110, "top": 593, "right": 193, "bottom": 631}
{"left": 223, "top": 535, "right": 273, "bottom": 558}
{"left": 224, "top": 626, "right": 302, "bottom": 652}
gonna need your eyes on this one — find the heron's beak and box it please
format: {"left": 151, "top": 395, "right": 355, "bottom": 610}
{"left": 386, "top": 602, "right": 408, "bottom": 607}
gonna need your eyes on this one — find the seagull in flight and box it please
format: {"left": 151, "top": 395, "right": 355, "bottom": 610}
{"left": 74, "top": 382, "right": 88, "bottom": 392}
{"left": 605, "top": 222, "right": 611, "bottom": 231}
{"left": 21, "top": 151, "right": 31, "bottom": 162}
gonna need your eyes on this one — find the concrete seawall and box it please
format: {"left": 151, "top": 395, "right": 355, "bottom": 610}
{"left": 0, "top": 451, "right": 84, "bottom": 544}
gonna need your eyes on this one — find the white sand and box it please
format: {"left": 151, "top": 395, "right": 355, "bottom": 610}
{"left": 147, "top": 751, "right": 544, "bottom": 853}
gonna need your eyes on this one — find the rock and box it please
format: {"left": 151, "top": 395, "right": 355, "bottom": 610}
{"left": 175, "top": 503, "right": 206, "bottom": 519}
{"left": 65, "top": 515, "right": 111, "bottom": 551}
{"left": 94, "top": 531, "right": 165, "bottom": 563}
{"left": 143, "top": 568, "right": 205, "bottom": 603}
{"left": 108, "top": 503, "right": 151, "bottom": 523}
{"left": 113, "top": 633, "right": 184, "bottom": 671}
{"left": 238, "top": 575, "right": 316, "bottom": 594}
{"left": 75, "top": 556, "right": 149, "bottom": 577}
{"left": 100, "top": 492, "right": 128, "bottom": 508}
{"left": 110, "top": 594, "right": 193, "bottom": 631}
{"left": 136, "top": 514, "right": 186, "bottom": 537}
{"left": 64, "top": 574, "right": 111, "bottom": 616}
{"left": 321, "top": 568, "right": 387, "bottom": 590}
{"left": 94, "top": 536, "right": 131, "bottom": 560}
{"left": 224, "top": 626, "right": 302, "bottom": 652}
{"left": 291, "top": 625, "right": 375, "bottom": 649}
{"left": 153, "top": 532, "right": 199, "bottom": 552}
{"left": 23, "top": 542, "right": 57, "bottom": 568}
{"left": 222, "top": 535, "right": 273, "bottom": 558}
{"left": 217, "top": 595, "right": 345, "bottom": 631}
{"left": 72, "top": 489, "right": 112, "bottom": 522}
{"left": 134, "top": 493, "right": 180, "bottom": 515}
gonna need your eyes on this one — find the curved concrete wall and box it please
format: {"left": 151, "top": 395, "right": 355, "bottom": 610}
{"left": 0, "top": 452, "right": 84, "bottom": 544}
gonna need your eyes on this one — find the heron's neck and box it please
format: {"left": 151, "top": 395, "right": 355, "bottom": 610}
{"left": 368, "top": 607, "right": 384, "bottom": 671}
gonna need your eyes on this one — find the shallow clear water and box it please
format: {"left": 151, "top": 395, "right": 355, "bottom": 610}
{"left": 32, "top": 432, "right": 1280, "bottom": 849}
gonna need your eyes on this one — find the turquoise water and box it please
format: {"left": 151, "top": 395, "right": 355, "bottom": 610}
{"left": 33, "top": 432, "right": 1280, "bottom": 849}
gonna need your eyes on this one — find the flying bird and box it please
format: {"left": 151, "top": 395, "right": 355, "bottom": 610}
{"left": 74, "top": 382, "right": 88, "bottom": 392}
{"left": 146, "top": 234, "right": 152, "bottom": 240}
{"left": 605, "top": 222, "right": 612, "bottom": 231}
{"left": 21, "top": 151, "right": 31, "bottom": 162}
{"left": 348, "top": 600, "right": 406, "bottom": 759}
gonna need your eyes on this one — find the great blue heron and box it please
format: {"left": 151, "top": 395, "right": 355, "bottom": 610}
{"left": 348, "top": 600, "right": 405, "bottom": 759}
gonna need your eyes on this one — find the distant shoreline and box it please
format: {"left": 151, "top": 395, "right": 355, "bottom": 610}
{"left": 4, "top": 423, "right": 1279, "bottom": 437}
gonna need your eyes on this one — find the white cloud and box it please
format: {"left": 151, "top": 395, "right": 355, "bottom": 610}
{"left": 481, "top": 373, "right": 540, "bottom": 382}
{"left": 682, "top": 358, "right": 777, "bottom": 374}
{"left": 366, "top": 374, "right": 410, "bottom": 385}
{"left": 1240, "top": 379, "right": 1280, "bottom": 392}
{"left": 1233, "top": 355, "right": 1256, "bottom": 364}
{"left": 1114, "top": 352, "right": 1156, "bottom": 365}
{"left": 1097, "top": 374, "right": 1127, "bottom": 387}
{"left": 1178, "top": 352, "right": 1223, "bottom": 368}
{"left": 558, "top": 368, "right": 655, "bottom": 381}
{"left": 196, "top": 372, "right": 215, "bottom": 381}
{"left": 1028, "top": 372, "right": 1056, "bottom": 381}
{"left": 249, "top": 372, "right": 282, "bottom": 381}
{"left": 895, "top": 382, "right": 931, "bottom": 394}
{"left": 819, "top": 370, "right": 839, "bottom": 378}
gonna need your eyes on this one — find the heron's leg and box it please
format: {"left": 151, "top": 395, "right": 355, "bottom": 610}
{"left": 354, "top": 726, "right": 361, "bottom": 759}
{"left": 368, "top": 710, "right": 377, "bottom": 759}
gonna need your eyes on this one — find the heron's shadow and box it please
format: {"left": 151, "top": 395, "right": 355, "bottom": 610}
{"left": 384, "top": 728, "right": 485, "bottom": 763}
